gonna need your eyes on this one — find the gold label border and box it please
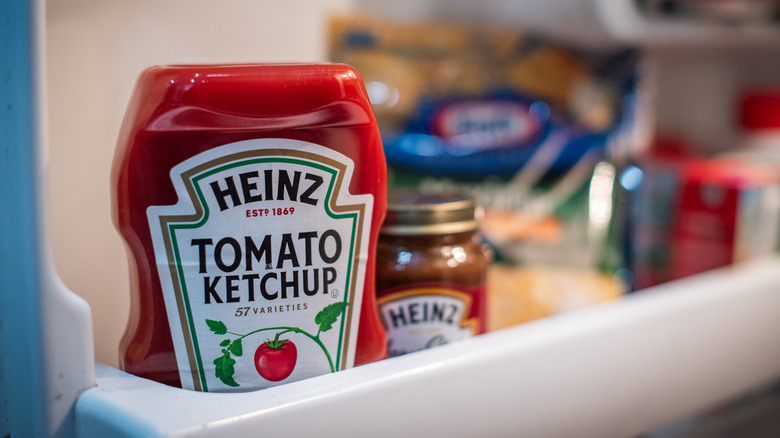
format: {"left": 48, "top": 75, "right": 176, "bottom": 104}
{"left": 155, "top": 147, "right": 366, "bottom": 391}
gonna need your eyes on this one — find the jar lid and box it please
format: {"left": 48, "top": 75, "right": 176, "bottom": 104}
{"left": 381, "top": 191, "right": 479, "bottom": 235}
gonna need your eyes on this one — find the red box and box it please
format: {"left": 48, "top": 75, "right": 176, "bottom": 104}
{"left": 669, "top": 160, "right": 780, "bottom": 280}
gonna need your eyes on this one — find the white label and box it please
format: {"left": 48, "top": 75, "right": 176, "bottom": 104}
{"left": 378, "top": 287, "right": 476, "bottom": 358}
{"left": 147, "top": 139, "right": 373, "bottom": 392}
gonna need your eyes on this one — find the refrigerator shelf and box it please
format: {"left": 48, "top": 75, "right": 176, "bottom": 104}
{"left": 356, "top": 0, "right": 780, "bottom": 49}
{"left": 76, "top": 257, "right": 780, "bottom": 437}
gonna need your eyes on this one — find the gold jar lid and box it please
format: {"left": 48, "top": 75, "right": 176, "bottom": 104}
{"left": 381, "top": 191, "right": 479, "bottom": 236}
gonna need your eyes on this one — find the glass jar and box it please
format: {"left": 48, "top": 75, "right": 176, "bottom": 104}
{"left": 375, "top": 191, "right": 490, "bottom": 357}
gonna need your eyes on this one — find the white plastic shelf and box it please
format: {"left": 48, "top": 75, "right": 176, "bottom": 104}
{"left": 76, "top": 257, "right": 780, "bottom": 438}
{"left": 598, "top": 2, "right": 780, "bottom": 48}
{"left": 355, "top": 0, "right": 780, "bottom": 49}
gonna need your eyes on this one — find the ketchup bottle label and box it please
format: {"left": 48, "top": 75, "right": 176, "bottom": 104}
{"left": 147, "top": 138, "right": 373, "bottom": 392}
{"left": 377, "top": 286, "right": 480, "bottom": 357}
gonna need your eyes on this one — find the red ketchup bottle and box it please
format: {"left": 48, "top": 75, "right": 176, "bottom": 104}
{"left": 111, "top": 64, "right": 388, "bottom": 392}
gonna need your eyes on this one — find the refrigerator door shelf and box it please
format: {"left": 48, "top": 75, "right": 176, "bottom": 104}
{"left": 76, "top": 257, "right": 780, "bottom": 438}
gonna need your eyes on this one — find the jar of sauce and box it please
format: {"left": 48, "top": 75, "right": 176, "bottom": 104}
{"left": 375, "top": 191, "right": 490, "bottom": 357}
{"left": 111, "top": 64, "right": 387, "bottom": 392}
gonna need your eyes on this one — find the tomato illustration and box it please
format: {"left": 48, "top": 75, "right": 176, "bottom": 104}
{"left": 254, "top": 339, "right": 297, "bottom": 382}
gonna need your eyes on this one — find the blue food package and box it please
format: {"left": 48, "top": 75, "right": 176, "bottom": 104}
{"left": 330, "top": 15, "right": 640, "bottom": 281}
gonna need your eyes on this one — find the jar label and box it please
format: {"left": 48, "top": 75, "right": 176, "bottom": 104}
{"left": 377, "top": 286, "right": 480, "bottom": 357}
{"left": 147, "top": 138, "right": 373, "bottom": 392}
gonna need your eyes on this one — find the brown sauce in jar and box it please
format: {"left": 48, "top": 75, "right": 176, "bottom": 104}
{"left": 375, "top": 191, "right": 490, "bottom": 357}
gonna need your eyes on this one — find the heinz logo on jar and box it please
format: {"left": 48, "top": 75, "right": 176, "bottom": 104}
{"left": 147, "top": 138, "right": 373, "bottom": 392}
{"left": 377, "top": 287, "right": 478, "bottom": 358}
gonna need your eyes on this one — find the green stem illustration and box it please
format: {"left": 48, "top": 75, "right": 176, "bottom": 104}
{"left": 228, "top": 325, "right": 335, "bottom": 373}
{"left": 207, "top": 301, "right": 347, "bottom": 387}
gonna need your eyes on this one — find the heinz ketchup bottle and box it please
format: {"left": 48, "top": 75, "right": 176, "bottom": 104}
{"left": 111, "top": 64, "right": 388, "bottom": 392}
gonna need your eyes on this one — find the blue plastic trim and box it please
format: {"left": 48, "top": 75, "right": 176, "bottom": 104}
{"left": 0, "top": 1, "right": 48, "bottom": 437}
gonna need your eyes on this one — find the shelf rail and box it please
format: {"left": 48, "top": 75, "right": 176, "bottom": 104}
{"left": 77, "top": 257, "right": 780, "bottom": 437}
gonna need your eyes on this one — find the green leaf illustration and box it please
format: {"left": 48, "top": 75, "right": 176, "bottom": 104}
{"left": 208, "top": 305, "right": 347, "bottom": 385}
{"left": 229, "top": 338, "right": 243, "bottom": 357}
{"left": 315, "top": 302, "right": 347, "bottom": 332}
{"left": 213, "top": 353, "right": 239, "bottom": 387}
{"left": 206, "top": 319, "right": 227, "bottom": 335}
